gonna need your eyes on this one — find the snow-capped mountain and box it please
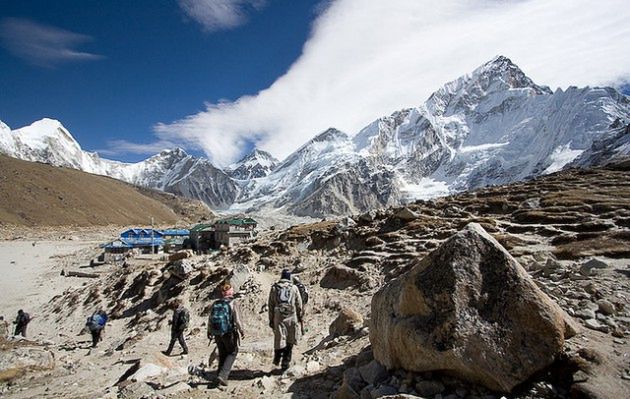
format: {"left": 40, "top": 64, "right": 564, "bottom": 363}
{"left": 226, "top": 149, "right": 279, "bottom": 180}
{"left": 1, "top": 56, "right": 629, "bottom": 217}
{"left": 0, "top": 122, "right": 237, "bottom": 209}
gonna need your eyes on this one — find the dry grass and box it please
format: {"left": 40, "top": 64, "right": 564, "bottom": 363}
{"left": 0, "top": 154, "right": 209, "bottom": 226}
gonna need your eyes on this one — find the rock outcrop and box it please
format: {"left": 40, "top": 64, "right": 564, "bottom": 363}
{"left": 370, "top": 223, "right": 578, "bottom": 392}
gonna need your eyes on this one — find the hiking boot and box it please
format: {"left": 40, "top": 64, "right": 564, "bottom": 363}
{"left": 273, "top": 349, "right": 283, "bottom": 366}
{"left": 281, "top": 344, "right": 293, "bottom": 370}
{"left": 217, "top": 376, "right": 228, "bottom": 386}
{"left": 161, "top": 350, "right": 171, "bottom": 356}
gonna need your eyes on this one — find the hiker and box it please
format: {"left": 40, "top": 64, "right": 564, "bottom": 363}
{"left": 86, "top": 309, "right": 108, "bottom": 348}
{"left": 268, "top": 269, "right": 303, "bottom": 370}
{"left": 0, "top": 316, "right": 9, "bottom": 339}
{"left": 208, "top": 283, "right": 244, "bottom": 386}
{"left": 13, "top": 309, "right": 31, "bottom": 338}
{"left": 163, "top": 299, "right": 189, "bottom": 356}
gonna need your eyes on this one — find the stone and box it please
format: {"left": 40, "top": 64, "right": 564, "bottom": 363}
{"left": 306, "top": 360, "right": 321, "bottom": 374}
{"left": 370, "top": 385, "right": 398, "bottom": 398}
{"left": 335, "top": 379, "right": 362, "bottom": 399}
{"left": 168, "top": 250, "right": 193, "bottom": 262}
{"left": 170, "top": 258, "right": 195, "bottom": 278}
{"left": 414, "top": 380, "right": 445, "bottom": 396}
{"left": 118, "top": 381, "right": 154, "bottom": 399}
{"left": 370, "top": 223, "right": 578, "bottom": 393}
{"left": 580, "top": 258, "right": 609, "bottom": 276}
{"left": 394, "top": 208, "right": 420, "bottom": 221}
{"left": 358, "top": 360, "right": 389, "bottom": 386}
{"left": 574, "top": 309, "right": 596, "bottom": 320}
{"left": 0, "top": 346, "right": 55, "bottom": 382}
{"left": 584, "top": 319, "right": 609, "bottom": 333}
{"left": 572, "top": 370, "right": 589, "bottom": 383}
{"left": 255, "top": 376, "right": 276, "bottom": 392}
{"left": 121, "top": 352, "right": 187, "bottom": 386}
{"left": 321, "top": 265, "right": 372, "bottom": 290}
{"left": 330, "top": 308, "right": 365, "bottom": 336}
{"left": 343, "top": 367, "right": 368, "bottom": 393}
{"left": 597, "top": 299, "right": 616, "bottom": 316}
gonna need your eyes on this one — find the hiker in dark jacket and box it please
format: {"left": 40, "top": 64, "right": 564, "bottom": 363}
{"left": 208, "top": 283, "right": 244, "bottom": 386}
{"left": 13, "top": 309, "right": 31, "bottom": 338}
{"left": 268, "top": 269, "right": 303, "bottom": 370}
{"left": 163, "top": 299, "right": 189, "bottom": 356}
{"left": 86, "top": 309, "right": 108, "bottom": 348}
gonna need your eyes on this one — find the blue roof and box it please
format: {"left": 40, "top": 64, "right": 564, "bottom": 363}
{"left": 120, "top": 228, "right": 165, "bottom": 238}
{"left": 101, "top": 237, "right": 164, "bottom": 249}
{"left": 162, "top": 229, "right": 190, "bottom": 236}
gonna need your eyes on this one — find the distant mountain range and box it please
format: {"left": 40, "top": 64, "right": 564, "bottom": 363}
{"left": 1, "top": 56, "right": 629, "bottom": 217}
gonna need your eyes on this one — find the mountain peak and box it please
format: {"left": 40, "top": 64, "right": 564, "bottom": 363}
{"left": 227, "top": 148, "right": 279, "bottom": 180}
{"left": 426, "top": 56, "right": 552, "bottom": 116}
{"left": 311, "top": 127, "right": 348, "bottom": 143}
{"left": 472, "top": 55, "right": 550, "bottom": 93}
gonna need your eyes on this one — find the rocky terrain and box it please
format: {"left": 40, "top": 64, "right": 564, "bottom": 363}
{"left": 0, "top": 154, "right": 213, "bottom": 227}
{"left": 1, "top": 160, "right": 629, "bottom": 398}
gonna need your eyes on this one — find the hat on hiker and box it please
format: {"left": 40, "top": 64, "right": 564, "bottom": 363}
{"left": 221, "top": 283, "right": 234, "bottom": 298}
{"left": 281, "top": 269, "right": 291, "bottom": 280}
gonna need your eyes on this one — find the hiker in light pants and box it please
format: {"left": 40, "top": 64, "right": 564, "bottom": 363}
{"left": 268, "top": 269, "right": 303, "bottom": 370}
{"left": 208, "top": 283, "right": 244, "bottom": 386}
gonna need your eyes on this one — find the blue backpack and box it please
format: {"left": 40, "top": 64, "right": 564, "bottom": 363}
{"left": 209, "top": 299, "right": 233, "bottom": 336}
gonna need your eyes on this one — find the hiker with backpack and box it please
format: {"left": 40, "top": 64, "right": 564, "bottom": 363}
{"left": 268, "top": 269, "right": 304, "bottom": 370}
{"left": 163, "top": 299, "right": 190, "bottom": 356}
{"left": 86, "top": 309, "right": 108, "bottom": 348}
{"left": 208, "top": 283, "right": 244, "bottom": 386}
{"left": 13, "top": 309, "right": 31, "bottom": 338}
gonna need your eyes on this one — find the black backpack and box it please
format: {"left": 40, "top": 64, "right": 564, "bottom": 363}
{"left": 295, "top": 280, "right": 309, "bottom": 305}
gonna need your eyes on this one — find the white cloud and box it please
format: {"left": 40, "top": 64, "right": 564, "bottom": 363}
{"left": 178, "top": 0, "right": 267, "bottom": 32}
{"left": 157, "top": 0, "right": 630, "bottom": 166}
{"left": 0, "top": 18, "right": 104, "bottom": 67}
{"left": 98, "top": 139, "right": 183, "bottom": 157}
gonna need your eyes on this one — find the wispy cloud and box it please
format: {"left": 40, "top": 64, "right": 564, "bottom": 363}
{"left": 99, "top": 139, "right": 186, "bottom": 157}
{"left": 177, "top": 0, "right": 267, "bottom": 32}
{"left": 151, "top": 0, "right": 630, "bottom": 166}
{"left": 0, "top": 18, "right": 104, "bottom": 67}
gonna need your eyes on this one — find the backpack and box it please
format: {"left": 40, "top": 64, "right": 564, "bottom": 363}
{"left": 209, "top": 299, "right": 232, "bottom": 336}
{"left": 294, "top": 280, "right": 309, "bottom": 305}
{"left": 178, "top": 309, "right": 190, "bottom": 329}
{"left": 87, "top": 314, "right": 103, "bottom": 332}
{"left": 275, "top": 282, "right": 295, "bottom": 316}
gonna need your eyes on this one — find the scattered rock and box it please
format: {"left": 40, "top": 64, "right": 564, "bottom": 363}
{"left": 414, "top": 380, "right": 445, "bottom": 396}
{"left": 580, "top": 258, "right": 609, "bottom": 276}
{"left": 370, "top": 223, "right": 577, "bottom": 392}
{"left": 0, "top": 346, "right": 55, "bottom": 383}
{"left": 394, "top": 208, "right": 419, "bottom": 221}
{"left": 597, "top": 299, "right": 616, "bottom": 316}
{"left": 358, "top": 360, "right": 389, "bottom": 386}
{"left": 330, "top": 307, "right": 365, "bottom": 337}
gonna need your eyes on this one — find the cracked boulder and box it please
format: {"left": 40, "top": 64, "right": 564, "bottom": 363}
{"left": 370, "top": 223, "right": 578, "bottom": 392}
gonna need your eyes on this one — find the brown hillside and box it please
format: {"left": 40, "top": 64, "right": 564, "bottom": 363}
{"left": 0, "top": 154, "right": 213, "bottom": 226}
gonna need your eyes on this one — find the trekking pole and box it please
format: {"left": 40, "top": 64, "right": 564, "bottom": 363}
{"left": 300, "top": 319, "right": 305, "bottom": 335}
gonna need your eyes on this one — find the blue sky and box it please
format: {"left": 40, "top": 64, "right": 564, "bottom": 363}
{"left": 0, "top": 0, "right": 322, "bottom": 161}
{"left": 1, "top": 0, "right": 629, "bottom": 166}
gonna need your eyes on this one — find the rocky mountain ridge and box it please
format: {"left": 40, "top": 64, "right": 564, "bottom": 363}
{"left": 1, "top": 56, "right": 629, "bottom": 216}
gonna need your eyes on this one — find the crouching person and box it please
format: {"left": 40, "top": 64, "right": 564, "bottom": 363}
{"left": 208, "top": 283, "right": 244, "bottom": 386}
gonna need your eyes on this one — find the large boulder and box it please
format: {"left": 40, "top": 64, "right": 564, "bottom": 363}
{"left": 0, "top": 345, "right": 55, "bottom": 382}
{"left": 370, "top": 223, "right": 577, "bottom": 392}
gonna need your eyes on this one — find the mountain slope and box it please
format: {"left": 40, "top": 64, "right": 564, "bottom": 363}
{"left": 0, "top": 154, "right": 212, "bottom": 226}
